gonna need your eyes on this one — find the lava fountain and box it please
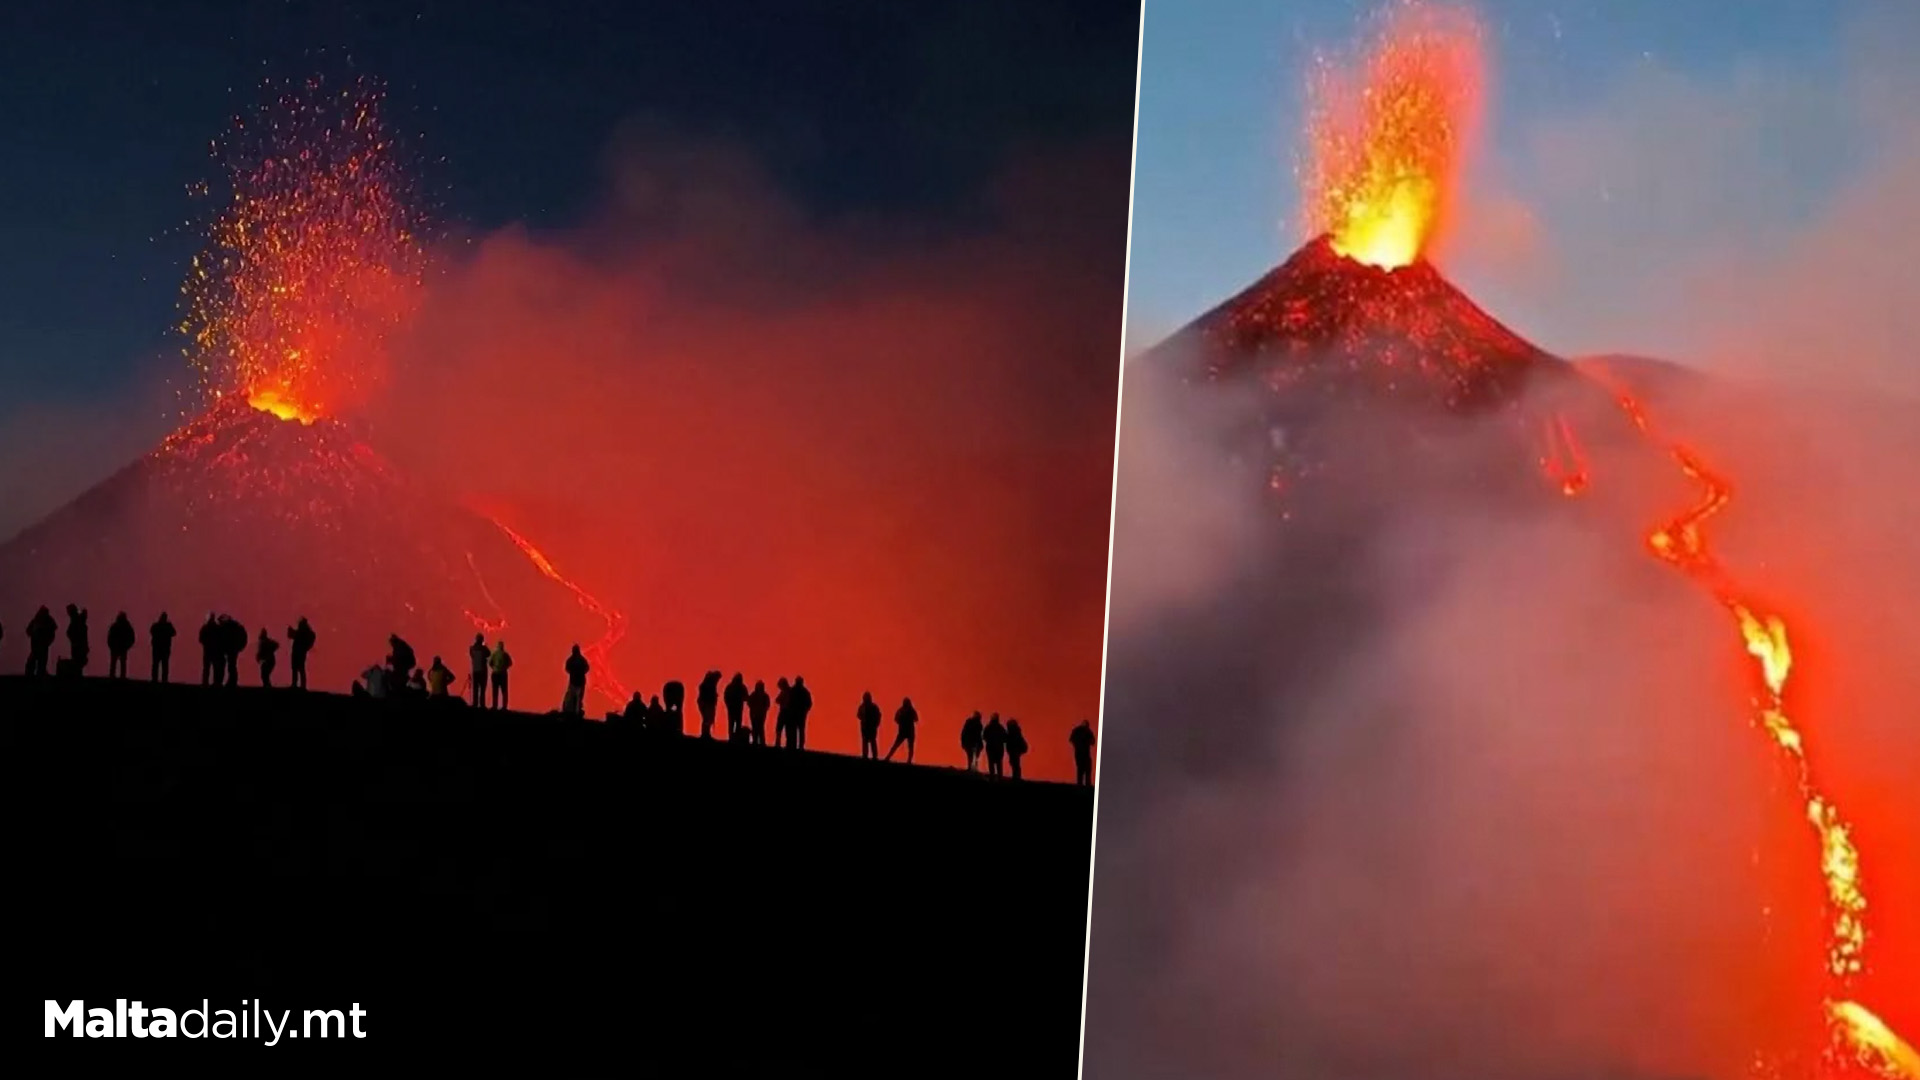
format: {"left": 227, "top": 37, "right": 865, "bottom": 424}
{"left": 1301, "top": 0, "right": 1484, "bottom": 270}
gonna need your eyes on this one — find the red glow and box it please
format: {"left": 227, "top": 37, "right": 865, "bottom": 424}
{"left": 1570, "top": 370, "right": 1915, "bottom": 1080}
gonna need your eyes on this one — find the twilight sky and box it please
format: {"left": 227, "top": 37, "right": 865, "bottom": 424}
{"left": 1127, "top": 0, "right": 1920, "bottom": 397}
{"left": 0, "top": 0, "right": 1139, "bottom": 537}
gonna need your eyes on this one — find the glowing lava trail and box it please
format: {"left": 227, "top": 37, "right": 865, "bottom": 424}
{"left": 483, "top": 515, "right": 630, "bottom": 706}
{"left": 1580, "top": 377, "right": 1916, "bottom": 1080}
{"left": 1302, "top": 0, "right": 1483, "bottom": 270}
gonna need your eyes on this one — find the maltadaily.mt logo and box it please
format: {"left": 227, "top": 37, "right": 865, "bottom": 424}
{"left": 45, "top": 999, "right": 367, "bottom": 1041}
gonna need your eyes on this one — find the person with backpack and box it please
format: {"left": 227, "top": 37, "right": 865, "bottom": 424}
{"left": 1005, "top": 719, "right": 1029, "bottom": 780}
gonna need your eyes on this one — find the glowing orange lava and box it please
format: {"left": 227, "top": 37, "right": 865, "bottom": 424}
{"left": 1572, "top": 376, "right": 1916, "bottom": 1080}
{"left": 1302, "top": 0, "right": 1483, "bottom": 270}
{"left": 179, "top": 73, "right": 427, "bottom": 422}
{"left": 247, "top": 388, "right": 318, "bottom": 425}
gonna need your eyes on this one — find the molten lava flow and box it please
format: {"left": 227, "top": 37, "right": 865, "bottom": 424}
{"left": 482, "top": 515, "right": 630, "bottom": 706}
{"left": 1302, "top": 0, "right": 1483, "bottom": 270}
{"left": 179, "top": 73, "right": 427, "bottom": 424}
{"left": 1573, "top": 377, "right": 1916, "bottom": 1080}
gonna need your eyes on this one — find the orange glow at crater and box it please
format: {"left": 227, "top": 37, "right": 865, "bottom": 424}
{"left": 247, "top": 388, "right": 319, "bottom": 425}
{"left": 1302, "top": 0, "right": 1484, "bottom": 270}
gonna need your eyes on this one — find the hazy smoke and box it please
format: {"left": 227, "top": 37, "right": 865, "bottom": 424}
{"left": 1086, "top": 7, "right": 1920, "bottom": 1061}
{"left": 359, "top": 128, "right": 1130, "bottom": 775}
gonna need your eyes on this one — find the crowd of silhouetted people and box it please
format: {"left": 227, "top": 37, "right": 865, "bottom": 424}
{"left": 2, "top": 606, "right": 1096, "bottom": 785}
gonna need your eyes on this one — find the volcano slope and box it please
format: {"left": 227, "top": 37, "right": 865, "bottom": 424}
{"left": 1147, "top": 236, "right": 1635, "bottom": 514}
{"left": 0, "top": 399, "right": 622, "bottom": 705}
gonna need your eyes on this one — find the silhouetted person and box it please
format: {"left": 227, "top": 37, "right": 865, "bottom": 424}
{"left": 357, "top": 664, "right": 390, "bottom": 698}
{"left": 149, "top": 612, "right": 176, "bottom": 683}
{"left": 857, "top": 692, "right": 882, "bottom": 759}
{"left": 747, "top": 680, "right": 771, "bottom": 745}
{"left": 198, "top": 614, "right": 220, "bottom": 685}
{"left": 1069, "top": 719, "right": 1095, "bottom": 787}
{"left": 563, "top": 645, "right": 590, "bottom": 716}
{"left": 696, "top": 670, "right": 721, "bottom": 739}
{"left": 773, "top": 678, "right": 792, "bottom": 746}
{"left": 646, "top": 694, "right": 666, "bottom": 732}
{"left": 884, "top": 697, "right": 919, "bottom": 762}
{"left": 723, "top": 673, "right": 748, "bottom": 738}
{"left": 427, "top": 656, "right": 454, "bottom": 698}
{"left": 787, "top": 677, "right": 814, "bottom": 749}
{"left": 960, "top": 711, "right": 984, "bottom": 772}
{"left": 287, "top": 617, "right": 316, "bottom": 690}
{"left": 387, "top": 634, "right": 416, "bottom": 690}
{"left": 1006, "top": 719, "right": 1028, "bottom": 780}
{"left": 621, "top": 691, "right": 648, "bottom": 728}
{"left": 255, "top": 628, "right": 279, "bottom": 687}
{"left": 64, "top": 604, "right": 90, "bottom": 676}
{"left": 662, "top": 678, "right": 685, "bottom": 735}
{"left": 983, "top": 713, "right": 1007, "bottom": 777}
{"left": 25, "top": 606, "right": 57, "bottom": 676}
{"left": 489, "top": 640, "right": 513, "bottom": 709}
{"left": 221, "top": 616, "right": 247, "bottom": 686}
{"left": 407, "top": 667, "right": 427, "bottom": 695}
{"left": 105, "top": 612, "right": 135, "bottom": 678}
{"left": 467, "top": 634, "right": 490, "bottom": 707}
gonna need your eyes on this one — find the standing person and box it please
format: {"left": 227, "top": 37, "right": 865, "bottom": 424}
{"left": 856, "top": 692, "right": 883, "bottom": 760}
{"left": 959, "top": 711, "right": 984, "bottom": 772}
{"left": 696, "top": 671, "right": 722, "bottom": 739}
{"left": 773, "top": 678, "right": 791, "bottom": 747}
{"left": 255, "top": 628, "right": 279, "bottom": 687}
{"left": 221, "top": 616, "right": 247, "bottom": 686}
{"left": 747, "top": 680, "right": 772, "bottom": 746}
{"left": 562, "top": 645, "right": 590, "bottom": 716}
{"left": 25, "top": 606, "right": 58, "bottom": 676}
{"left": 105, "top": 612, "right": 136, "bottom": 679}
{"left": 149, "top": 612, "right": 176, "bottom": 683}
{"left": 1069, "top": 719, "right": 1096, "bottom": 787}
{"left": 1005, "top": 719, "right": 1028, "bottom": 780}
{"left": 287, "top": 617, "right": 316, "bottom": 690}
{"left": 983, "top": 713, "right": 1008, "bottom": 778}
{"left": 789, "top": 676, "right": 814, "bottom": 750}
{"left": 885, "top": 697, "right": 920, "bottom": 763}
{"left": 723, "top": 673, "right": 749, "bottom": 739}
{"left": 662, "top": 678, "right": 685, "bottom": 735}
{"left": 488, "top": 640, "right": 513, "bottom": 709}
{"left": 198, "top": 614, "right": 220, "bottom": 685}
{"left": 426, "top": 656, "right": 454, "bottom": 698}
{"left": 466, "top": 634, "right": 490, "bottom": 707}
{"left": 64, "top": 604, "right": 90, "bottom": 676}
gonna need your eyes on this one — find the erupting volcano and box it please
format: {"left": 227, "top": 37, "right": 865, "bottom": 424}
{"left": 0, "top": 73, "right": 629, "bottom": 706}
{"left": 1145, "top": 2, "right": 1916, "bottom": 1076}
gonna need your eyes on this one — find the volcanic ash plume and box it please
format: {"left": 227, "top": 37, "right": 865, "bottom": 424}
{"left": 1088, "top": 3, "right": 1916, "bottom": 1078}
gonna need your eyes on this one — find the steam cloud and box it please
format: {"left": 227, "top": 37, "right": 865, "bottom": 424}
{"left": 1086, "top": 8, "right": 1920, "bottom": 1076}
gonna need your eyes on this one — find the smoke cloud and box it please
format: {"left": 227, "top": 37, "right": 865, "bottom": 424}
{"left": 360, "top": 128, "right": 1130, "bottom": 777}
{"left": 1087, "top": 6, "right": 1920, "bottom": 1075}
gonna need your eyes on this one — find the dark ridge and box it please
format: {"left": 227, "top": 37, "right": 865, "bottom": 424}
{"left": 8, "top": 675, "right": 1094, "bottom": 1069}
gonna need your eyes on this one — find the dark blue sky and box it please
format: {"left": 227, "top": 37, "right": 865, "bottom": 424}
{"left": 0, "top": 0, "right": 1141, "bottom": 410}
